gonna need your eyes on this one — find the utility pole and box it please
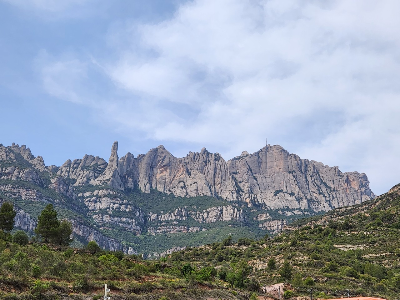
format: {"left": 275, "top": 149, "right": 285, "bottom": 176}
{"left": 278, "top": 286, "right": 281, "bottom": 300}
{"left": 104, "top": 284, "right": 111, "bottom": 300}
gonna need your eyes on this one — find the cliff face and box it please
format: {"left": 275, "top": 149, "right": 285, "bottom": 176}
{"left": 0, "top": 142, "right": 375, "bottom": 255}
{"left": 76, "top": 142, "right": 373, "bottom": 211}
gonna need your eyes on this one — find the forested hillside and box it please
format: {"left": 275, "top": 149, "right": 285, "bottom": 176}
{"left": 0, "top": 184, "right": 398, "bottom": 299}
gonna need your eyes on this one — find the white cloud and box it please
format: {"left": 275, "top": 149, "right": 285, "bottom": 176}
{"left": 36, "top": 51, "right": 91, "bottom": 104}
{"left": 39, "top": 0, "right": 400, "bottom": 194}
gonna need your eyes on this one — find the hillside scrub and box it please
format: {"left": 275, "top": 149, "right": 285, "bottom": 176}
{"left": 0, "top": 186, "right": 399, "bottom": 299}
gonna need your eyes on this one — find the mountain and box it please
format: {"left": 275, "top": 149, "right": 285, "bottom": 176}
{"left": 0, "top": 142, "right": 375, "bottom": 255}
{"left": 165, "top": 183, "right": 400, "bottom": 300}
{"left": 0, "top": 184, "right": 397, "bottom": 300}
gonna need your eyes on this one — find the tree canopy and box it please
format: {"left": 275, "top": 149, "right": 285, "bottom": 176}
{"left": 35, "top": 204, "right": 73, "bottom": 245}
{"left": 0, "top": 201, "right": 16, "bottom": 233}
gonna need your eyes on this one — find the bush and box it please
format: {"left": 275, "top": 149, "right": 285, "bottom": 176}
{"left": 250, "top": 292, "right": 258, "bottom": 300}
{"left": 73, "top": 276, "right": 91, "bottom": 292}
{"left": 283, "top": 290, "right": 294, "bottom": 299}
{"left": 64, "top": 248, "right": 74, "bottom": 258}
{"left": 237, "top": 238, "right": 253, "bottom": 246}
{"left": 99, "top": 254, "right": 119, "bottom": 263}
{"left": 280, "top": 261, "right": 293, "bottom": 281}
{"left": 113, "top": 250, "right": 124, "bottom": 260}
{"left": 268, "top": 257, "right": 276, "bottom": 270}
{"left": 218, "top": 268, "right": 227, "bottom": 280}
{"left": 86, "top": 241, "right": 101, "bottom": 254}
{"left": 196, "top": 266, "right": 216, "bottom": 281}
{"left": 222, "top": 235, "right": 233, "bottom": 246}
{"left": 304, "top": 277, "right": 315, "bottom": 286}
{"left": 31, "top": 280, "right": 49, "bottom": 296}
{"left": 31, "top": 264, "right": 42, "bottom": 278}
{"left": 12, "top": 231, "right": 29, "bottom": 246}
{"left": 246, "top": 277, "right": 260, "bottom": 291}
{"left": 341, "top": 266, "right": 359, "bottom": 279}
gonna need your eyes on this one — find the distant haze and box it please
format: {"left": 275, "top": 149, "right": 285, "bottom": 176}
{"left": 1, "top": 0, "right": 399, "bottom": 195}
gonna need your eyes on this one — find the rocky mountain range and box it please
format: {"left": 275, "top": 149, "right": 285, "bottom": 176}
{"left": 0, "top": 142, "right": 375, "bottom": 256}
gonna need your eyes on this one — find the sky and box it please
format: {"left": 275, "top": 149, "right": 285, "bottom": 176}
{"left": 1, "top": 0, "right": 399, "bottom": 195}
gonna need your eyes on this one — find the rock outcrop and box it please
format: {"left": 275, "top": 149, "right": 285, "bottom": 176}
{"left": 0, "top": 142, "right": 375, "bottom": 255}
{"left": 45, "top": 142, "right": 375, "bottom": 211}
{"left": 106, "top": 143, "right": 373, "bottom": 211}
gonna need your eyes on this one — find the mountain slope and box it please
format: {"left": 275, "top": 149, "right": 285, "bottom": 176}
{"left": 0, "top": 184, "right": 397, "bottom": 300}
{"left": 0, "top": 142, "right": 375, "bottom": 255}
{"left": 168, "top": 183, "right": 400, "bottom": 299}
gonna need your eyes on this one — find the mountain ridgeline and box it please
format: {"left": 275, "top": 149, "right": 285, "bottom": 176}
{"left": 0, "top": 142, "right": 374, "bottom": 255}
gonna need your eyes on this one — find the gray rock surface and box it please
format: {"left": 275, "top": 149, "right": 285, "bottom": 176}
{"left": 113, "top": 143, "right": 375, "bottom": 211}
{"left": 0, "top": 142, "right": 376, "bottom": 254}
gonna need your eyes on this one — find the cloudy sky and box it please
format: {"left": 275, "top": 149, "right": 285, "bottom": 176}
{"left": 1, "top": 0, "right": 399, "bottom": 195}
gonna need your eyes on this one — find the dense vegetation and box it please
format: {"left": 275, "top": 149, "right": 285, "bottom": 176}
{"left": 0, "top": 185, "right": 399, "bottom": 299}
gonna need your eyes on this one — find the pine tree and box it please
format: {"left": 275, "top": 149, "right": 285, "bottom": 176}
{"left": 56, "top": 220, "right": 73, "bottom": 246}
{"left": 0, "top": 201, "right": 16, "bottom": 233}
{"left": 35, "top": 204, "right": 60, "bottom": 243}
{"left": 279, "top": 260, "right": 293, "bottom": 281}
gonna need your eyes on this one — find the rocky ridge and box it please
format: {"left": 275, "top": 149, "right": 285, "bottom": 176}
{"left": 0, "top": 142, "right": 375, "bottom": 255}
{"left": 57, "top": 141, "right": 373, "bottom": 211}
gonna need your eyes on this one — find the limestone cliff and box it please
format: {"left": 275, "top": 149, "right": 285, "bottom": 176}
{"left": 0, "top": 141, "right": 375, "bottom": 255}
{"left": 113, "top": 144, "right": 374, "bottom": 211}
{"left": 51, "top": 142, "right": 374, "bottom": 211}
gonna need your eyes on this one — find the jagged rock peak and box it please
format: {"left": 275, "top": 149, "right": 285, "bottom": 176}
{"left": 93, "top": 141, "right": 123, "bottom": 190}
{"left": 109, "top": 141, "right": 119, "bottom": 168}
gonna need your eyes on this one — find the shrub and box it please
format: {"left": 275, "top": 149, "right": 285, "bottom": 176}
{"left": 86, "top": 241, "right": 101, "bottom": 254}
{"left": 268, "top": 257, "right": 276, "bottom": 270}
{"left": 246, "top": 277, "right": 260, "bottom": 291}
{"left": 73, "top": 276, "right": 91, "bottom": 292}
{"left": 196, "top": 266, "right": 216, "bottom": 281}
{"left": 280, "top": 261, "right": 293, "bottom": 281}
{"left": 304, "top": 277, "right": 315, "bottom": 286}
{"left": 63, "top": 248, "right": 74, "bottom": 258}
{"left": 250, "top": 292, "right": 258, "bottom": 300}
{"left": 99, "top": 254, "right": 119, "bottom": 263}
{"left": 218, "top": 268, "right": 227, "bottom": 280}
{"left": 12, "top": 231, "right": 29, "bottom": 246}
{"left": 31, "top": 280, "right": 49, "bottom": 296}
{"left": 283, "top": 290, "right": 294, "bottom": 299}
{"left": 113, "top": 250, "right": 124, "bottom": 260}
{"left": 238, "top": 238, "right": 253, "bottom": 246}
{"left": 31, "top": 264, "right": 42, "bottom": 278}
{"left": 341, "top": 266, "right": 359, "bottom": 279}
{"left": 223, "top": 235, "right": 233, "bottom": 246}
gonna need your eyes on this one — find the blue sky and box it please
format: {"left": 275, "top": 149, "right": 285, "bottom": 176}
{"left": 1, "top": 0, "right": 400, "bottom": 195}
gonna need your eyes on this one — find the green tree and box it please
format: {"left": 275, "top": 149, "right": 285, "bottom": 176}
{"left": 0, "top": 201, "right": 16, "bottom": 233}
{"left": 181, "top": 263, "right": 194, "bottom": 276}
{"left": 222, "top": 235, "right": 233, "bottom": 246}
{"left": 86, "top": 241, "right": 101, "bottom": 254}
{"left": 283, "top": 290, "right": 294, "bottom": 299}
{"left": 56, "top": 220, "right": 73, "bottom": 246}
{"left": 280, "top": 261, "right": 293, "bottom": 281}
{"left": 13, "top": 230, "right": 29, "bottom": 245}
{"left": 304, "top": 277, "right": 315, "bottom": 286}
{"left": 268, "top": 257, "right": 276, "bottom": 270}
{"left": 35, "top": 204, "right": 60, "bottom": 243}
